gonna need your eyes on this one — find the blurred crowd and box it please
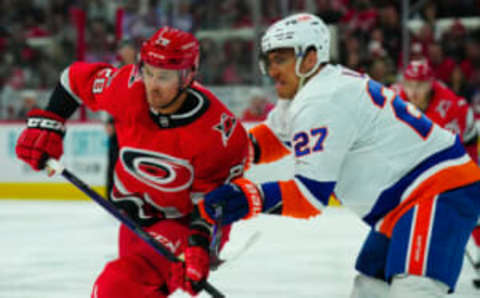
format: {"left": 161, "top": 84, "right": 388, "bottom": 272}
{"left": 2, "top": 0, "right": 480, "bottom": 120}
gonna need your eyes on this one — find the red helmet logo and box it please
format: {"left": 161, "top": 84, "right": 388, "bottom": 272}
{"left": 403, "top": 60, "right": 433, "bottom": 81}
{"left": 140, "top": 27, "right": 200, "bottom": 71}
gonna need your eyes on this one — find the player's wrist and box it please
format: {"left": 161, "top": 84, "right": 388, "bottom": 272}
{"left": 231, "top": 178, "right": 263, "bottom": 219}
{"left": 45, "top": 83, "right": 80, "bottom": 119}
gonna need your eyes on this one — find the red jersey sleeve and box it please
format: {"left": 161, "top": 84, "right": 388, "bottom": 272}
{"left": 60, "top": 62, "right": 119, "bottom": 113}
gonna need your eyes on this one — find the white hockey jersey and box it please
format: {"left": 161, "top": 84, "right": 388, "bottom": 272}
{"left": 253, "top": 64, "right": 480, "bottom": 230}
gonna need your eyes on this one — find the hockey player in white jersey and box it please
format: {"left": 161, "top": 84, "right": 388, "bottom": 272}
{"left": 197, "top": 13, "right": 480, "bottom": 298}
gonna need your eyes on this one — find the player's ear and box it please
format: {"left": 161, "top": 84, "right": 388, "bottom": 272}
{"left": 181, "top": 69, "right": 196, "bottom": 89}
{"left": 301, "top": 49, "right": 318, "bottom": 73}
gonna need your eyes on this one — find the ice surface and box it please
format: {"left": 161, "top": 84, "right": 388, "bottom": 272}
{"left": 0, "top": 200, "right": 479, "bottom": 298}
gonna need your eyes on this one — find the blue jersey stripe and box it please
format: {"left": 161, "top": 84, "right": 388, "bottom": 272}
{"left": 295, "top": 174, "right": 335, "bottom": 206}
{"left": 363, "top": 136, "right": 465, "bottom": 226}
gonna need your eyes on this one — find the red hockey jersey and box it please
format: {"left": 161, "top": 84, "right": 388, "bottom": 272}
{"left": 395, "top": 80, "right": 478, "bottom": 162}
{"left": 61, "top": 62, "right": 249, "bottom": 221}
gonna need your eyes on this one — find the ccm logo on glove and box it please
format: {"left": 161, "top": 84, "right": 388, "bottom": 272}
{"left": 27, "top": 117, "right": 65, "bottom": 132}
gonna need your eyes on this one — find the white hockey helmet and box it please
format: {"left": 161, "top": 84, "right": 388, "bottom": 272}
{"left": 260, "top": 13, "right": 330, "bottom": 78}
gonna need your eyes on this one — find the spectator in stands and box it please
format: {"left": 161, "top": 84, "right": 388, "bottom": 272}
{"left": 221, "top": 39, "right": 252, "bottom": 84}
{"left": 417, "top": 22, "right": 435, "bottom": 53}
{"left": 221, "top": 0, "right": 252, "bottom": 28}
{"left": 341, "top": 34, "right": 367, "bottom": 73}
{"left": 341, "top": 33, "right": 359, "bottom": 66}
{"left": 121, "top": 0, "right": 160, "bottom": 42}
{"left": 16, "top": 90, "right": 39, "bottom": 120}
{"left": 368, "top": 57, "right": 395, "bottom": 85}
{"left": 85, "top": 18, "right": 116, "bottom": 63}
{"left": 460, "top": 34, "right": 480, "bottom": 82}
{"left": 8, "top": 23, "right": 40, "bottom": 69}
{"left": 4, "top": 0, "right": 480, "bottom": 121}
{"left": 261, "top": 0, "right": 282, "bottom": 25}
{"left": 198, "top": 38, "right": 223, "bottom": 84}
{"left": 46, "top": 10, "right": 76, "bottom": 68}
{"left": 86, "top": 0, "right": 115, "bottom": 22}
{"left": 116, "top": 38, "right": 137, "bottom": 66}
{"left": 241, "top": 88, "right": 274, "bottom": 122}
{"left": 190, "top": 0, "right": 214, "bottom": 30}
{"left": 341, "top": 0, "right": 377, "bottom": 37}
{"left": 23, "top": 11, "right": 50, "bottom": 41}
{"left": 35, "top": 54, "right": 61, "bottom": 88}
{"left": 377, "top": 4, "right": 401, "bottom": 63}
{"left": 315, "top": 0, "right": 345, "bottom": 24}
{"left": 171, "top": 0, "right": 194, "bottom": 32}
{"left": 369, "top": 27, "right": 383, "bottom": 48}
{"left": 367, "top": 28, "right": 388, "bottom": 62}
{"left": 451, "top": 65, "right": 469, "bottom": 98}
{"left": 442, "top": 20, "right": 467, "bottom": 62}
{"left": 421, "top": 1, "right": 438, "bottom": 25}
{"left": 4, "top": 66, "right": 27, "bottom": 90}
{"left": 428, "top": 42, "right": 457, "bottom": 84}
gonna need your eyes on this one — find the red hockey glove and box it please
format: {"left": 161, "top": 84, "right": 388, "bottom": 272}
{"left": 15, "top": 109, "right": 66, "bottom": 170}
{"left": 199, "top": 177, "right": 263, "bottom": 226}
{"left": 169, "top": 211, "right": 212, "bottom": 296}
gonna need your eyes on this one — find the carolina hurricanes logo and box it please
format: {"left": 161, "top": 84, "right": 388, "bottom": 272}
{"left": 120, "top": 147, "right": 194, "bottom": 192}
{"left": 213, "top": 113, "right": 237, "bottom": 147}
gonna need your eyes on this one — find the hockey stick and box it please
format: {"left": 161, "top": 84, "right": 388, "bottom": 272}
{"left": 46, "top": 159, "right": 225, "bottom": 298}
{"left": 209, "top": 206, "right": 225, "bottom": 270}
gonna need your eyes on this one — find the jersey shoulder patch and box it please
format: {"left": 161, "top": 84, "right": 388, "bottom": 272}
{"left": 213, "top": 113, "right": 237, "bottom": 147}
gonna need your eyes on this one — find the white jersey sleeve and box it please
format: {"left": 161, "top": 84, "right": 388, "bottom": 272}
{"left": 290, "top": 99, "right": 358, "bottom": 183}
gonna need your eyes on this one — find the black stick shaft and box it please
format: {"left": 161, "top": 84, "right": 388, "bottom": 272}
{"left": 60, "top": 168, "right": 225, "bottom": 298}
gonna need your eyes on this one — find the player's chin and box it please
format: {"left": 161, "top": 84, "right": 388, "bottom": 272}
{"left": 276, "top": 88, "right": 294, "bottom": 99}
{"left": 146, "top": 97, "right": 164, "bottom": 110}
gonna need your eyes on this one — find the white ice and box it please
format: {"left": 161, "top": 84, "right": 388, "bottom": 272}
{"left": 1, "top": 200, "right": 479, "bottom": 298}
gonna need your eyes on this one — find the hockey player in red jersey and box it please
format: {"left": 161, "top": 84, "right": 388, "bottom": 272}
{"left": 394, "top": 59, "right": 478, "bottom": 162}
{"left": 15, "top": 27, "right": 250, "bottom": 297}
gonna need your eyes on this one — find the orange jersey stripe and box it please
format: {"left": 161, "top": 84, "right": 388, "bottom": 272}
{"left": 249, "top": 124, "right": 290, "bottom": 164}
{"left": 278, "top": 180, "right": 321, "bottom": 219}
{"left": 407, "top": 197, "right": 435, "bottom": 275}
{"left": 380, "top": 160, "right": 480, "bottom": 237}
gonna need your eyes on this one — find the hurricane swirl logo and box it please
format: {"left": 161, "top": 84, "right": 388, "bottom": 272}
{"left": 120, "top": 147, "right": 194, "bottom": 192}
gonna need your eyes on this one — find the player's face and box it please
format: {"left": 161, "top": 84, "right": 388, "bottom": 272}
{"left": 264, "top": 49, "right": 300, "bottom": 99}
{"left": 403, "top": 79, "right": 432, "bottom": 111}
{"left": 142, "top": 63, "right": 181, "bottom": 111}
